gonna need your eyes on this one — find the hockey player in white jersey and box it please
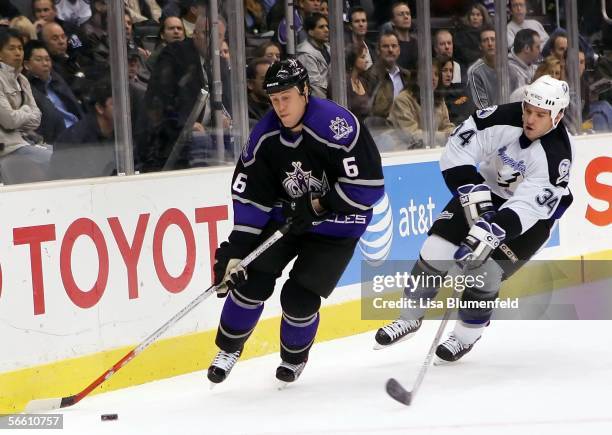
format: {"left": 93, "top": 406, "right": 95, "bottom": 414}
{"left": 374, "top": 75, "right": 573, "bottom": 362}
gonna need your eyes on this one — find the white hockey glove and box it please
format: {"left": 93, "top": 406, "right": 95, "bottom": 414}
{"left": 457, "top": 184, "right": 495, "bottom": 226}
{"left": 454, "top": 219, "right": 506, "bottom": 270}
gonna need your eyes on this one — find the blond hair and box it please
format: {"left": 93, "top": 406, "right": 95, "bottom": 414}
{"left": 9, "top": 16, "right": 37, "bottom": 43}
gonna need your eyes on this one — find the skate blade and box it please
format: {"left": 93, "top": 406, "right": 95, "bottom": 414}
{"left": 209, "top": 382, "right": 219, "bottom": 390}
{"left": 433, "top": 356, "right": 453, "bottom": 366}
{"left": 277, "top": 380, "right": 289, "bottom": 390}
{"left": 373, "top": 332, "right": 416, "bottom": 350}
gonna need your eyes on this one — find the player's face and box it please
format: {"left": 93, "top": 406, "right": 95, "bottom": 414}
{"left": 269, "top": 87, "right": 307, "bottom": 130}
{"left": 522, "top": 102, "right": 559, "bottom": 140}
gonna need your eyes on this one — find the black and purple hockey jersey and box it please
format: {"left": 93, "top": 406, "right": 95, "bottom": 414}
{"left": 230, "top": 96, "right": 384, "bottom": 242}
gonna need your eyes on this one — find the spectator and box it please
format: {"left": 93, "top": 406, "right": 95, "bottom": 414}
{"left": 180, "top": 0, "right": 208, "bottom": 38}
{"left": 48, "top": 78, "right": 116, "bottom": 180}
{"left": 546, "top": 31, "right": 567, "bottom": 61}
{"left": 508, "top": 55, "right": 561, "bottom": 102}
{"left": 437, "top": 54, "right": 475, "bottom": 124}
{"left": 9, "top": 16, "right": 37, "bottom": 44}
{"left": 508, "top": 28, "right": 540, "bottom": 91}
{"left": 345, "top": 44, "right": 371, "bottom": 121}
{"left": 467, "top": 26, "right": 498, "bottom": 109}
{"left": 433, "top": 29, "right": 461, "bottom": 84}
{"left": 277, "top": 0, "right": 320, "bottom": 48}
{"left": 124, "top": 0, "right": 162, "bottom": 24}
{"left": 32, "top": 0, "right": 89, "bottom": 61}
{"left": 146, "top": 14, "right": 185, "bottom": 71}
{"left": 347, "top": 6, "right": 374, "bottom": 70}
{"left": 54, "top": 0, "right": 92, "bottom": 26}
{"left": 246, "top": 57, "right": 272, "bottom": 123}
{"left": 127, "top": 46, "right": 147, "bottom": 92}
{"left": 507, "top": 0, "right": 548, "bottom": 49}
{"left": 319, "top": 0, "right": 328, "bottom": 17}
{"left": 387, "top": 2, "right": 417, "bottom": 72}
{"left": 253, "top": 40, "right": 281, "bottom": 63}
{"left": 566, "top": 49, "right": 612, "bottom": 133}
{"left": 40, "top": 21, "right": 93, "bottom": 100}
{"left": 144, "top": 13, "right": 232, "bottom": 170}
{"left": 23, "top": 40, "right": 83, "bottom": 143}
{"left": 0, "top": 28, "right": 50, "bottom": 184}
{"left": 365, "top": 30, "right": 410, "bottom": 120}
{"left": 387, "top": 57, "right": 454, "bottom": 148}
{"left": 220, "top": 39, "right": 230, "bottom": 61}
{"left": 80, "top": 0, "right": 110, "bottom": 64}
{"left": 454, "top": 3, "right": 491, "bottom": 71}
{"left": 296, "top": 13, "right": 329, "bottom": 98}
{"left": 245, "top": 0, "right": 267, "bottom": 34}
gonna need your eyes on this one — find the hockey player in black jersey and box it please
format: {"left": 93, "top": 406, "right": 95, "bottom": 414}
{"left": 375, "top": 75, "right": 573, "bottom": 363}
{"left": 207, "top": 59, "right": 384, "bottom": 384}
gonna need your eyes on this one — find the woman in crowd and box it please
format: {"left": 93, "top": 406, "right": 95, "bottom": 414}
{"left": 0, "top": 28, "right": 50, "bottom": 184}
{"left": 454, "top": 3, "right": 491, "bottom": 70}
{"left": 253, "top": 40, "right": 281, "bottom": 63}
{"left": 345, "top": 44, "right": 370, "bottom": 121}
{"left": 387, "top": 57, "right": 455, "bottom": 148}
{"left": 436, "top": 54, "right": 475, "bottom": 124}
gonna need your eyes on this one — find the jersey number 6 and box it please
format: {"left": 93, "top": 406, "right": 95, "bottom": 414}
{"left": 343, "top": 157, "right": 359, "bottom": 177}
{"left": 233, "top": 173, "right": 247, "bottom": 193}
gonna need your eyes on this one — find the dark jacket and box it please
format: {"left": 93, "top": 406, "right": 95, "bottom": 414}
{"left": 48, "top": 113, "right": 115, "bottom": 180}
{"left": 454, "top": 25, "right": 482, "bottom": 70}
{"left": 0, "top": 1, "right": 19, "bottom": 19}
{"left": 143, "top": 38, "right": 232, "bottom": 171}
{"left": 28, "top": 72, "right": 84, "bottom": 144}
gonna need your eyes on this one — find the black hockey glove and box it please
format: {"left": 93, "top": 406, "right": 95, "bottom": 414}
{"left": 282, "top": 192, "right": 330, "bottom": 234}
{"left": 454, "top": 219, "right": 506, "bottom": 270}
{"left": 213, "top": 241, "right": 248, "bottom": 298}
{"left": 457, "top": 184, "right": 495, "bottom": 226}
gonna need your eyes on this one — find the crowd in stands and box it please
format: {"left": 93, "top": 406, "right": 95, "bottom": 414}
{"left": 0, "top": 0, "right": 611, "bottom": 184}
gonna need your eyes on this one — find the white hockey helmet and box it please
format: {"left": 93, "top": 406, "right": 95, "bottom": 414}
{"left": 523, "top": 75, "right": 570, "bottom": 127}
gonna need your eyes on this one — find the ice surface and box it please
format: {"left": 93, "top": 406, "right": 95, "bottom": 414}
{"left": 8, "top": 320, "right": 612, "bottom": 435}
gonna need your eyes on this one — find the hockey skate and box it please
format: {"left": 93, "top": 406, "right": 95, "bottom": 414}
{"left": 276, "top": 360, "right": 307, "bottom": 388}
{"left": 374, "top": 318, "right": 422, "bottom": 349}
{"left": 434, "top": 333, "right": 479, "bottom": 364}
{"left": 207, "top": 348, "right": 243, "bottom": 385}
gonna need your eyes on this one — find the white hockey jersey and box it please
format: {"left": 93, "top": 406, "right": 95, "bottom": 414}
{"left": 439, "top": 103, "right": 573, "bottom": 240}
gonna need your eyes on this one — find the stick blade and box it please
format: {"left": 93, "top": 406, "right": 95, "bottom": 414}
{"left": 385, "top": 378, "right": 412, "bottom": 406}
{"left": 23, "top": 397, "right": 63, "bottom": 413}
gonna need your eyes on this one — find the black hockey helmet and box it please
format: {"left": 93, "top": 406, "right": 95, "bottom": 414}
{"left": 263, "top": 58, "right": 310, "bottom": 96}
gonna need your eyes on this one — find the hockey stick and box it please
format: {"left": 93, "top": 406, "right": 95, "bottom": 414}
{"left": 386, "top": 285, "right": 462, "bottom": 406}
{"left": 24, "top": 222, "right": 291, "bottom": 413}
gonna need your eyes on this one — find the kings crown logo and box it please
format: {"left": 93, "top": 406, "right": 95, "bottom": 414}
{"left": 282, "top": 162, "right": 330, "bottom": 198}
{"left": 329, "top": 117, "right": 354, "bottom": 140}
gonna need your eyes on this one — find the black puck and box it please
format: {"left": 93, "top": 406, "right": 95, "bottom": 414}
{"left": 101, "top": 413, "right": 118, "bottom": 421}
